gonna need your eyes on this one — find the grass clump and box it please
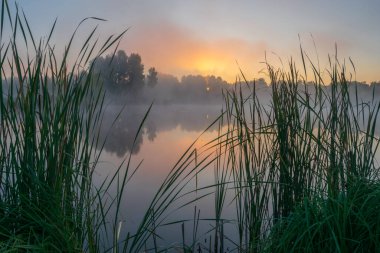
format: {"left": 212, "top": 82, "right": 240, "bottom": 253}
{"left": 215, "top": 49, "right": 380, "bottom": 252}
{"left": 266, "top": 179, "right": 380, "bottom": 253}
{"left": 0, "top": 1, "right": 131, "bottom": 251}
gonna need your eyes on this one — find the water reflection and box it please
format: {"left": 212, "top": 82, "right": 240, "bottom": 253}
{"left": 97, "top": 104, "right": 224, "bottom": 157}
{"left": 97, "top": 95, "right": 380, "bottom": 158}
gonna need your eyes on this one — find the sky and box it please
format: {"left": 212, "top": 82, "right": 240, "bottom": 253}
{"left": 11, "top": 0, "right": 380, "bottom": 83}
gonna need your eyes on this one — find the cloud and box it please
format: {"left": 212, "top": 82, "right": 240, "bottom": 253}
{"left": 121, "top": 21, "right": 267, "bottom": 82}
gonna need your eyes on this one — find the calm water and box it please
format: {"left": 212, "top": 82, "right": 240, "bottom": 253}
{"left": 93, "top": 99, "right": 380, "bottom": 250}
{"left": 94, "top": 104, "right": 236, "bottom": 249}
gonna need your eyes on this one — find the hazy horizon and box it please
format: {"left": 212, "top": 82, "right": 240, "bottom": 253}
{"left": 7, "top": 1, "right": 380, "bottom": 84}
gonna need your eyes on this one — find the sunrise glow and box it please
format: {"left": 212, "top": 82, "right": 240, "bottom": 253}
{"left": 195, "top": 57, "right": 223, "bottom": 73}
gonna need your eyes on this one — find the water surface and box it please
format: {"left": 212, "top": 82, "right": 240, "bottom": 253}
{"left": 95, "top": 104, "right": 234, "bottom": 248}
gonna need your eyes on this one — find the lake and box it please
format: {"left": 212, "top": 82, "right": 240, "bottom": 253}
{"left": 94, "top": 104, "right": 238, "bottom": 250}
{"left": 93, "top": 92, "right": 380, "bottom": 251}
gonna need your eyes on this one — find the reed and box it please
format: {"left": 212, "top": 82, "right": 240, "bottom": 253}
{"left": 0, "top": 2, "right": 218, "bottom": 252}
{"left": 0, "top": 1, "right": 135, "bottom": 251}
{"left": 212, "top": 48, "right": 380, "bottom": 252}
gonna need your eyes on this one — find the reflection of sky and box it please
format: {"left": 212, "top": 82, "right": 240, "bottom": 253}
{"left": 11, "top": 1, "right": 380, "bottom": 83}
{"left": 95, "top": 123, "right": 221, "bottom": 248}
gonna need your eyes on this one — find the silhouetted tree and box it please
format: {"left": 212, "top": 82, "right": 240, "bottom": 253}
{"left": 127, "top": 53, "right": 145, "bottom": 89}
{"left": 92, "top": 51, "right": 127, "bottom": 94}
{"left": 92, "top": 50, "right": 146, "bottom": 96}
{"left": 147, "top": 67, "right": 158, "bottom": 87}
{"left": 113, "top": 50, "right": 128, "bottom": 85}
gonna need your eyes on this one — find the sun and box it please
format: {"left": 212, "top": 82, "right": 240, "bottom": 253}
{"left": 181, "top": 52, "right": 227, "bottom": 76}
{"left": 195, "top": 58, "right": 224, "bottom": 74}
{"left": 180, "top": 53, "right": 236, "bottom": 82}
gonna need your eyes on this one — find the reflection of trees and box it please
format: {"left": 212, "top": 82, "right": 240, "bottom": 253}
{"left": 96, "top": 105, "right": 225, "bottom": 157}
{"left": 97, "top": 109, "right": 147, "bottom": 156}
{"left": 101, "top": 117, "right": 144, "bottom": 156}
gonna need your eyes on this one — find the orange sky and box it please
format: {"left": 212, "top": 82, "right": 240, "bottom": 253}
{"left": 122, "top": 22, "right": 268, "bottom": 83}
{"left": 15, "top": 0, "right": 380, "bottom": 84}
{"left": 120, "top": 20, "right": 380, "bottom": 84}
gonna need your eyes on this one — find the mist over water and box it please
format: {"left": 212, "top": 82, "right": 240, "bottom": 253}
{"left": 91, "top": 77, "right": 380, "bottom": 249}
{"left": 95, "top": 78, "right": 380, "bottom": 157}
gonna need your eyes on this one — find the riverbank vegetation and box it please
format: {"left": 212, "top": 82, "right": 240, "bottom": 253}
{"left": 215, "top": 54, "right": 380, "bottom": 252}
{"left": 0, "top": 2, "right": 152, "bottom": 251}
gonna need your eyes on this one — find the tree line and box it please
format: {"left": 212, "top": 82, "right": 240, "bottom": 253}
{"left": 91, "top": 50, "right": 233, "bottom": 104}
{"left": 92, "top": 50, "right": 158, "bottom": 95}
{"left": 90, "top": 50, "right": 380, "bottom": 105}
